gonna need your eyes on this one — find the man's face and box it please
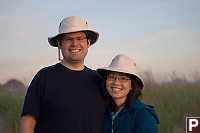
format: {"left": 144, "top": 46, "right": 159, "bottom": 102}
{"left": 58, "top": 32, "right": 90, "bottom": 64}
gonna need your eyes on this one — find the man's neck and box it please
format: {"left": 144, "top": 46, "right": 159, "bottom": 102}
{"left": 60, "top": 60, "right": 85, "bottom": 71}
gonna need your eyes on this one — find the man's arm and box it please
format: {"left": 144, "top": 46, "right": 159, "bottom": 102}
{"left": 19, "top": 115, "right": 36, "bottom": 133}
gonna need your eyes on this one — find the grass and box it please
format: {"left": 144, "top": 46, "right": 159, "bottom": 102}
{"left": 142, "top": 83, "right": 200, "bottom": 133}
{"left": 0, "top": 80, "right": 200, "bottom": 133}
{"left": 0, "top": 91, "right": 25, "bottom": 133}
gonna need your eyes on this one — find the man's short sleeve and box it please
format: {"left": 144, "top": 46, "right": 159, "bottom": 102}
{"left": 21, "top": 69, "right": 46, "bottom": 119}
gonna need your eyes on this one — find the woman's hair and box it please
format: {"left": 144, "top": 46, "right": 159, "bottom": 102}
{"left": 101, "top": 72, "right": 142, "bottom": 112}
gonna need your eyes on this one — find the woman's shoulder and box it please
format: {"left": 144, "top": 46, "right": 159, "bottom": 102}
{"left": 129, "top": 99, "right": 155, "bottom": 111}
{"left": 129, "top": 99, "right": 160, "bottom": 124}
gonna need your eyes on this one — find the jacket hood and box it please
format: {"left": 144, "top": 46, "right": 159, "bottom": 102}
{"left": 129, "top": 99, "right": 160, "bottom": 124}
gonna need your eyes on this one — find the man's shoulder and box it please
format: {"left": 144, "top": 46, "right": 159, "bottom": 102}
{"left": 34, "top": 63, "right": 61, "bottom": 77}
{"left": 85, "top": 66, "right": 95, "bottom": 73}
{"left": 84, "top": 67, "right": 102, "bottom": 82}
{"left": 84, "top": 66, "right": 94, "bottom": 71}
{"left": 39, "top": 63, "right": 60, "bottom": 72}
{"left": 85, "top": 67, "right": 100, "bottom": 77}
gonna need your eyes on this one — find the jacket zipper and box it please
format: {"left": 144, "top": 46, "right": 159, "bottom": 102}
{"left": 111, "top": 109, "right": 124, "bottom": 133}
{"left": 112, "top": 120, "right": 114, "bottom": 132}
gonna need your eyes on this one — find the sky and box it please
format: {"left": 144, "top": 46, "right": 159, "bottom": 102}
{"left": 1, "top": 0, "right": 200, "bottom": 84}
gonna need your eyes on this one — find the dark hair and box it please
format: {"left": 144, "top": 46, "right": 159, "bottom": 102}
{"left": 101, "top": 73, "right": 142, "bottom": 112}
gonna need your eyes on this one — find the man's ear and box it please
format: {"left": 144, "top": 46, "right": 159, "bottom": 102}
{"left": 87, "top": 39, "right": 91, "bottom": 47}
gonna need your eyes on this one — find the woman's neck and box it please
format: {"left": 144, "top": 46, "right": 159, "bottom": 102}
{"left": 113, "top": 97, "right": 126, "bottom": 111}
{"left": 114, "top": 97, "right": 126, "bottom": 107}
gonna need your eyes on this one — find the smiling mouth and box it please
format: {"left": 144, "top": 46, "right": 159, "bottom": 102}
{"left": 70, "top": 48, "right": 81, "bottom": 54}
{"left": 111, "top": 87, "right": 123, "bottom": 92}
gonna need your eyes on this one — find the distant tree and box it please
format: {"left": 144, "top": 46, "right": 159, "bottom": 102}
{"left": 1, "top": 79, "right": 26, "bottom": 92}
{"left": 169, "top": 71, "right": 188, "bottom": 85}
{"left": 139, "top": 70, "right": 157, "bottom": 87}
{"left": 191, "top": 71, "right": 200, "bottom": 85}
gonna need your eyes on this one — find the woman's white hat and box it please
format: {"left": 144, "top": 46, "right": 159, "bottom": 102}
{"left": 97, "top": 54, "right": 144, "bottom": 89}
{"left": 48, "top": 16, "right": 99, "bottom": 47}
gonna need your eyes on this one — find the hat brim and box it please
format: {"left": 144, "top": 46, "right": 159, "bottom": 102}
{"left": 97, "top": 67, "right": 144, "bottom": 89}
{"left": 48, "top": 30, "right": 99, "bottom": 47}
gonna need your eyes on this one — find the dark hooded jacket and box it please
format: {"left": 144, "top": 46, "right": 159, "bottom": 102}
{"left": 104, "top": 99, "right": 160, "bottom": 133}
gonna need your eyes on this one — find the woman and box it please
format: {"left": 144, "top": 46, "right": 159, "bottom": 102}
{"left": 97, "top": 54, "right": 159, "bottom": 133}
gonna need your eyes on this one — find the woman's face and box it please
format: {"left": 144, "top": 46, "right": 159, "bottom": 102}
{"left": 106, "top": 72, "right": 132, "bottom": 102}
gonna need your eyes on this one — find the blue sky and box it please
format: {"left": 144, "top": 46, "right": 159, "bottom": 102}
{"left": 1, "top": 0, "right": 200, "bottom": 84}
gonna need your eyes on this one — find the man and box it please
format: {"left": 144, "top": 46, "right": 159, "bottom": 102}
{"left": 20, "top": 16, "right": 105, "bottom": 133}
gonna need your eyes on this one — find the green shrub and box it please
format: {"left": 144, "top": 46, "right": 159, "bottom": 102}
{"left": 0, "top": 80, "right": 200, "bottom": 133}
{"left": 0, "top": 91, "right": 25, "bottom": 133}
{"left": 142, "top": 83, "right": 200, "bottom": 133}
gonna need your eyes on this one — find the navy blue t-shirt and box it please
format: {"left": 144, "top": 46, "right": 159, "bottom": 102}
{"left": 22, "top": 63, "right": 105, "bottom": 133}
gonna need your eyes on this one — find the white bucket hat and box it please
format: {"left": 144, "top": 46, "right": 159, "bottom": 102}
{"left": 97, "top": 54, "right": 144, "bottom": 89}
{"left": 48, "top": 16, "right": 99, "bottom": 47}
